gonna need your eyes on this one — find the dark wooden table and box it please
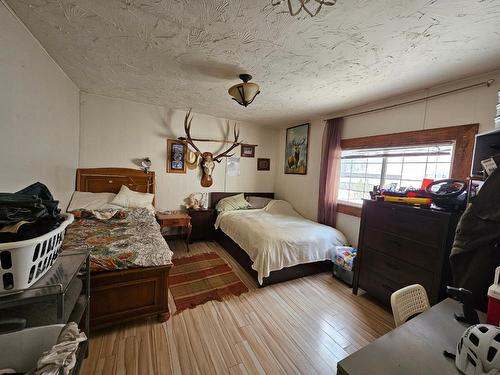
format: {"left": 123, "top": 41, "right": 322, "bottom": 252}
{"left": 337, "top": 299, "right": 486, "bottom": 375}
{"left": 156, "top": 211, "right": 192, "bottom": 251}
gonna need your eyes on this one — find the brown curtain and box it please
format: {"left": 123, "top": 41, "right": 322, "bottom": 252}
{"left": 318, "top": 117, "right": 343, "bottom": 227}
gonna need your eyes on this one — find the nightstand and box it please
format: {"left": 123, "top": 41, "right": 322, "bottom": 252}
{"left": 156, "top": 211, "right": 192, "bottom": 251}
{"left": 187, "top": 208, "right": 216, "bottom": 243}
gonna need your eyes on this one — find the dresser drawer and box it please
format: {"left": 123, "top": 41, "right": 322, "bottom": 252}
{"left": 359, "top": 247, "right": 435, "bottom": 302}
{"left": 363, "top": 228, "right": 440, "bottom": 271}
{"left": 158, "top": 218, "right": 189, "bottom": 227}
{"left": 358, "top": 269, "right": 403, "bottom": 305}
{"left": 364, "top": 204, "right": 447, "bottom": 246}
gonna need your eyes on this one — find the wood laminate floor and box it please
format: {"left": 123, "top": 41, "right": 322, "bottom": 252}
{"left": 80, "top": 240, "right": 394, "bottom": 375}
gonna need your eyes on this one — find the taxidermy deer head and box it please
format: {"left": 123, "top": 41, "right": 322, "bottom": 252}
{"left": 183, "top": 110, "right": 241, "bottom": 187}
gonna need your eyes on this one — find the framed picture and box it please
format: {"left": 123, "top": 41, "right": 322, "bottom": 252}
{"left": 240, "top": 144, "right": 256, "bottom": 158}
{"left": 285, "top": 123, "right": 309, "bottom": 174}
{"left": 167, "top": 139, "right": 186, "bottom": 173}
{"left": 257, "top": 158, "right": 270, "bottom": 171}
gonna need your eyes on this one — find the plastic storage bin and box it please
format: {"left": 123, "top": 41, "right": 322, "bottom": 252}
{"left": 333, "top": 246, "right": 357, "bottom": 286}
{"left": 0, "top": 213, "right": 74, "bottom": 293}
{"left": 0, "top": 324, "right": 64, "bottom": 373}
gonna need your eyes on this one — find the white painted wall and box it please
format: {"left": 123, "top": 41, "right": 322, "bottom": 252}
{"left": 0, "top": 3, "right": 80, "bottom": 209}
{"left": 79, "top": 93, "right": 278, "bottom": 211}
{"left": 275, "top": 70, "right": 500, "bottom": 246}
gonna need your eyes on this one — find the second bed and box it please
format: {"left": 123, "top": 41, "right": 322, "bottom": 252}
{"left": 213, "top": 193, "right": 348, "bottom": 286}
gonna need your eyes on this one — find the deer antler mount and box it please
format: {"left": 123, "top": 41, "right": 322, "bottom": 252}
{"left": 180, "top": 110, "right": 241, "bottom": 188}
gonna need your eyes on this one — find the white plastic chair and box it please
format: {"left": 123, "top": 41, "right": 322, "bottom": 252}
{"left": 390, "top": 284, "right": 430, "bottom": 327}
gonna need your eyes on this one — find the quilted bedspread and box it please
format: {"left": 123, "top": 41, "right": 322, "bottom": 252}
{"left": 62, "top": 208, "right": 173, "bottom": 272}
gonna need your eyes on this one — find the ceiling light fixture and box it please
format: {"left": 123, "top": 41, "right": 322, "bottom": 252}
{"left": 271, "top": 0, "right": 337, "bottom": 18}
{"left": 228, "top": 74, "right": 260, "bottom": 107}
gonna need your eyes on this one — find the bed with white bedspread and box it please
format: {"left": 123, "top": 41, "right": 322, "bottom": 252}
{"left": 215, "top": 199, "right": 348, "bottom": 284}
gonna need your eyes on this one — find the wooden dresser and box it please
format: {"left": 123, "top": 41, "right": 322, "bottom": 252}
{"left": 353, "top": 200, "right": 461, "bottom": 305}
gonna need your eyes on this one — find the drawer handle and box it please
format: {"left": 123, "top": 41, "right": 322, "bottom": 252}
{"left": 381, "top": 283, "right": 396, "bottom": 292}
{"left": 385, "top": 262, "right": 399, "bottom": 271}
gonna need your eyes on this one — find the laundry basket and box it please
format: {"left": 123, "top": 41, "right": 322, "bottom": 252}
{"left": 0, "top": 213, "right": 74, "bottom": 293}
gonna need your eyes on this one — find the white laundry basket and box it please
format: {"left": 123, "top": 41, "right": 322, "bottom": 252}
{"left": 0, "top": 213, "right": 74, "bottom": 293}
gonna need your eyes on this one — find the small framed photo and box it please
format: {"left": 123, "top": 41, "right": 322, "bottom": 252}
{"left": 257, "top": 158, "right": 270, "bottom": 171}
{"left": 257, "top": 158, "right": 271, "bottom": 171}
{"left": 241, "top": 144, "right": 256, "bottom": 158}
{"left": 167, "top": 139, "right": 186, "bottom": 174}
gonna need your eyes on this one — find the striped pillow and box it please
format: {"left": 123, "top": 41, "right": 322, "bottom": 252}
{"left": 216, "top": 193, "right": 251, "bottom": 212}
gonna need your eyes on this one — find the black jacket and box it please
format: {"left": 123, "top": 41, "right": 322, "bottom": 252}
{"left": 450, "top": 170, "right": 500, "bottom": 311}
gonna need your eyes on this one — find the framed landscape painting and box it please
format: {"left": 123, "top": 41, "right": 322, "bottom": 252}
{"left": 285, "top": 123, "right": 309, "bottom": 174}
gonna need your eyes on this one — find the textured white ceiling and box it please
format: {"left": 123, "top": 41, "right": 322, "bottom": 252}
{"left": 6, "top": 0, "right": 500, "bottom": 126}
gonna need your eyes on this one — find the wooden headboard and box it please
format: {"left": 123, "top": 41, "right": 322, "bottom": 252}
{"left": 210, "top": 192, "right": 274, "bottom": 208}
{"left": 76, "top": 168, "right": 155, "bottom": 196}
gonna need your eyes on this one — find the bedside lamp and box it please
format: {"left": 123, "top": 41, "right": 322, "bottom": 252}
{"left": 141, "top": 157, "right": 152, "bottom": 173}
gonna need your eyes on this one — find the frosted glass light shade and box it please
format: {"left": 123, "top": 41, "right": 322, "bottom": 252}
{"left": 228, "top": 74, "right": 260, "bottom": 107}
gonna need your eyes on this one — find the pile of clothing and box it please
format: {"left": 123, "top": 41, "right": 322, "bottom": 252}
{"left": 0, "top": 322, "right": 87, "bottom": 375}
{"left": 0, "top": 183, "right": 63, "bottom": 243}
{"left": 30, "top": 322, "right": 87, "bottom": 375}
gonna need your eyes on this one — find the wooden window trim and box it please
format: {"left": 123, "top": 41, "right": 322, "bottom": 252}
{"left": 337, "top": 202, "right": 363, "bottom": 217}
{"left": 337, "top": 123, "right": 479, "bottom": 217}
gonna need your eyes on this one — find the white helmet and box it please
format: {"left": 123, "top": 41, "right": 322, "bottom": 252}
{"left": 456, "top": 324, "right": 500, "bottom": 375}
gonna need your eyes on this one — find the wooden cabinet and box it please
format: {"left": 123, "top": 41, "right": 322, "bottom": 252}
{"left": 188, "top": 209, "right": 216, "bottom": 242}
{"left": 353, "top": 200, "right": 461, "bottom": 305}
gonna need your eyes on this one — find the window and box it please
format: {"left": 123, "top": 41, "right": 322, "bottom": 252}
{"left": 336, "top": 124, "right": 479, "bottom": 217}
{"left": 339, "top": 144, "right": 453, "bottom": 205}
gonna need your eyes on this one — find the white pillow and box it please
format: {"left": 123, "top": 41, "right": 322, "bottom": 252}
{"left": 67, "top": 192, "right": 121, "bottom": 212}
{"left": 246, "top": 196, "right": 272, "bottom": 209}
{"left": 110, "top": 185, "right": 154, "bottom": 209}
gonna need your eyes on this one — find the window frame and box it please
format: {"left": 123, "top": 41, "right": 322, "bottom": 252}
{"left": 337, "top": 123, "right": 479, "bottom": 217}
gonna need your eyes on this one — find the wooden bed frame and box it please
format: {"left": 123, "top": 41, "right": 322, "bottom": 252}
{"left": 75, "top": 168, "right": 171, "bottom": 330}
{"left": 211, "top": 192, "right": 332, "bottom": 287}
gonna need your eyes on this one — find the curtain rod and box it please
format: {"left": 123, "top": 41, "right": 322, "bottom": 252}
{"left": 331, "top": 79, "right": 495, "bottom": 120}
{"left": 342, "top": 151, "right": 450, "bottom": 160}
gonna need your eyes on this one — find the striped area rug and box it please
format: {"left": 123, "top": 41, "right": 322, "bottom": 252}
{"left": 169, "top": 252, "right": 249, "bottom": 313}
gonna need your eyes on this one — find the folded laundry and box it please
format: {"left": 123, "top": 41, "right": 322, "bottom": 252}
{"left": 0, "top": 182, "right": 62, "bottom": 243}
